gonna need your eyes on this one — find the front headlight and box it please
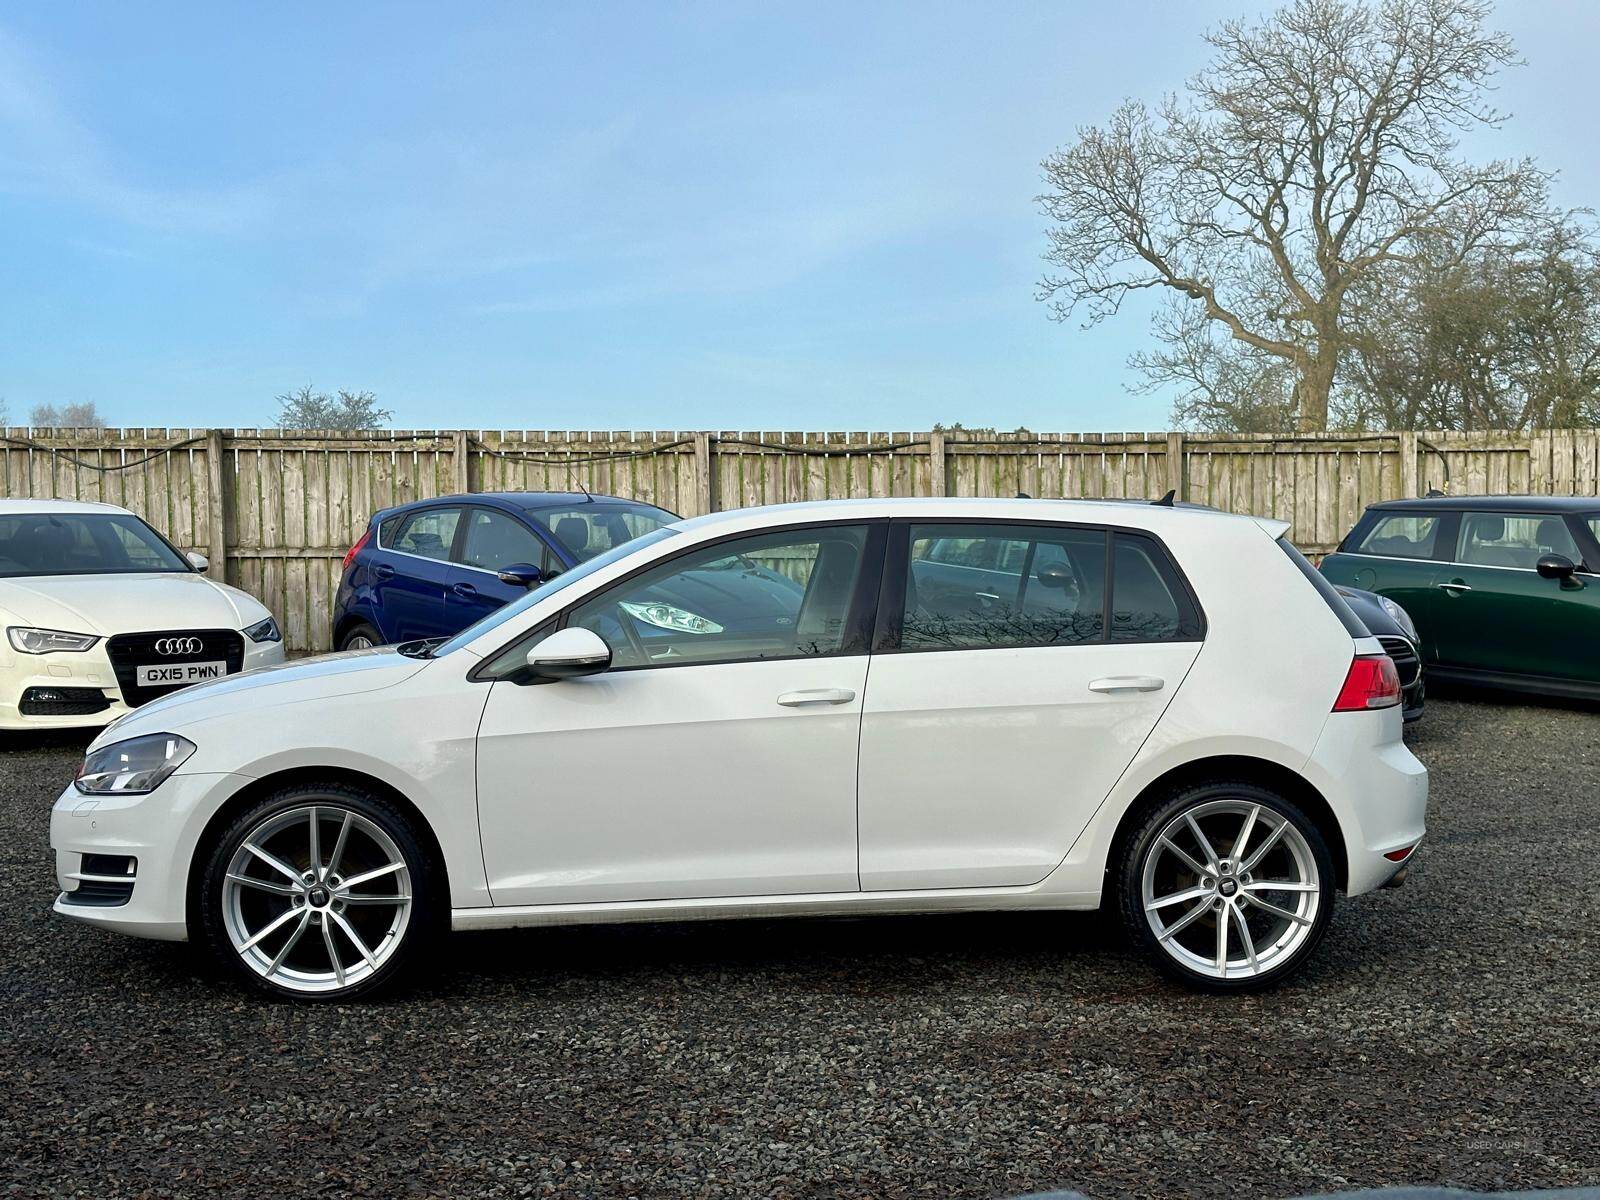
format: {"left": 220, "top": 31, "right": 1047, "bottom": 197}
{"left": 7, "top": 626, "right": 100, "bottom": 654}
{"left": 244, "top": 616, "right": 281, "bottom": 643}
{"left": 1379, "top": 596, "right": 1419, "bottom": 641}
{"left": 619, "top": 601, "right": 723, "bottom": 635}
{"left": 75, "top": 734, "right": 196, "bottom": 795}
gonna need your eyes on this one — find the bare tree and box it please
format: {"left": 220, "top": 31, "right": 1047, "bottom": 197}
{"left": 1130, "top": 302, "right": 1300, "bottom": 433}
{"left": 29, "top": 402, "right": 107, "bottom": 428}
{"left": 273, "top": 386, "right": 392, "bottom": 431}
{"left": 1039, "top": 0, "right": 1546, "bottom": 431}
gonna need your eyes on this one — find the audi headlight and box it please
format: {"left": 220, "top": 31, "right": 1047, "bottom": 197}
{"left": 75, "top": 733, "right": 196, "bottom": 795}
{"left": 1379, "top": 596, "right": 1419, "bottom": 642}
{"left": 8, "top": 627, "right": 100, "bottom": 654}
{"left": 244, "top": 616, "right": 281, "bottom": 643}
{"left": 619, "top": 601, "right": 723, "bottom": 635}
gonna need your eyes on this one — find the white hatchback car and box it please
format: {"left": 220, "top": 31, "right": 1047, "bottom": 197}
{"left": 50, "top": 498, "right": 1427, "bottom": 998}
{"left": 2, "top": 500, "right": 285, "bottom": 729}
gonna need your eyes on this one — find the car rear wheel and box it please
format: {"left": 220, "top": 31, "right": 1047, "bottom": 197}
{"left": 195, "top": 782, "right": 442, "bottom": 1000}
{"left": 1117, "top": 781, "right": 1335, "bottom": 992}
{"left": 339, "top": 622, "right": 381, "bottom": 651}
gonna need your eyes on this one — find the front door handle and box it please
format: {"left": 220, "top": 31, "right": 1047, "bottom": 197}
{"left": 1436, "top": 581, "right": 1472, "bottom": 593}
{"left": 451, "top": 581, "right": 478, "bottom": 598}
{"left": 777, "top": 688, "right": 857, "bottom": 707}
{"left": 1088, "top": 676, "right": 1165, "bottom": 694}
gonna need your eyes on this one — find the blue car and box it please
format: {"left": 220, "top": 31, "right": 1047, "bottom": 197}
{"left": 332, "top": 492, "right": 679, "bottom": 650}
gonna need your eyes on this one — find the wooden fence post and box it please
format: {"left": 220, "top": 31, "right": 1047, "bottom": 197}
{"left": 204, "top": 428, "right": 228, "bottom": 580}
{"left": 928, "top": 430, "right": 947, "bottom": 496}
{"left": 452, "top": 429, "right": 472, "bottom": 494}
{"left": 692, "top": 432, "right": 716, "bottom": 515}
{"left": 1399, "top": 431, "right": 1418, "bottom": 499}
{"left": 1165, "top": 431, "right": 1185, "bottom": 500}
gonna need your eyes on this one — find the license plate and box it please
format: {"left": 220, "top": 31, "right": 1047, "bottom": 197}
{"left": 135, "top": 660, "right": 228, "bottom": 687}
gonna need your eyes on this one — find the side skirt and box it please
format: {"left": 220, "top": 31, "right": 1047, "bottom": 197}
{"left": 1427, "top": 665, "right": 1600, "bottom": 701}
{"left": 452, "top": 885, "right": 1103, "bottom": 932}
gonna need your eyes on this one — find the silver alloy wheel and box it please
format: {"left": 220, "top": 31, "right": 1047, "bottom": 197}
{"left": 1141, "top": 798, "right": 1320, "bottom": 980}
{"left": 221, "top": 804, "right": 412, "bottom": 994}
{"left": 345, "top": 634, "right": 375, "bottom": 650}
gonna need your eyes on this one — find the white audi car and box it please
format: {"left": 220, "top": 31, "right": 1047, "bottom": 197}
{"left": 1, "top": 500, "right": 285, "bottom": 729}
{"left": 50, "top": 498, "right": 1427, "bottom": 998}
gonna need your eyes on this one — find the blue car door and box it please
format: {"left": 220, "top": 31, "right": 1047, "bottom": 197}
{"left": 444, "top": 506, "right": 561, "bottom": 635}
{"left": 379, "top": 505, "right": 465, "bottom": 640}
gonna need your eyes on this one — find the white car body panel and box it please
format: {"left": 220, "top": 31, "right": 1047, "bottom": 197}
{"left": 48, "top": 496, "right": 1427, "bottom": 955}
{"left": 0, "top": 500, "right": 285, "bottom": 729}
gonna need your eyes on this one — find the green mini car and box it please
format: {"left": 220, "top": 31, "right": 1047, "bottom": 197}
{"left": 1320, "top": 496, "right": 1600, "bottom": 700}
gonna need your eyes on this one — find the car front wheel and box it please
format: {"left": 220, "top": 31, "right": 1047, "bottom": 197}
{"left": 1117, "top": 781, "right": 1335, "bottom": 992}
{"left": 196, "top": 782, "right": 441, "bottom": 1000}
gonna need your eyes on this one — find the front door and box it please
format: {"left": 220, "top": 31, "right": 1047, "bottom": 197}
{"left": 1430, "top": 511, "right": 1599, "bottom": 681}
{"left": 444, "top": 506, "right": 559, "bottom": 636}
{"left": 857, "top": 522, "right": 1203, "bottom": 891}
{"left": 474, "top": 521, "right": 885, "bottom": 906}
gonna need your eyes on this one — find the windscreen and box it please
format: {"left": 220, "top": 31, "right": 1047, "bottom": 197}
{"left": 536, "top": 503, "right": 677, "bottom": 562}
{"left": 432, "top": 525, "right": 681, "bottom": 655}
{"left": 0, "top": 512, "right": 190, "bottom": 578}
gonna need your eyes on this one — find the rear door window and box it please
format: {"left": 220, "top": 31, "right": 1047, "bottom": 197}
{"left": 391, "top": 507, "right": 462, "bottom": 561}
{"left": 1457, "top": 512, "right": 1581, "bottom": 569}
{"left": 1352, "top": 513, "right": 1442, "bottom": 559}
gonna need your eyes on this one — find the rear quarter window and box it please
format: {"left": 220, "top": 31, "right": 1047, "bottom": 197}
{"left": 1351, "top": 512, "right": 1442, "bottom": 558}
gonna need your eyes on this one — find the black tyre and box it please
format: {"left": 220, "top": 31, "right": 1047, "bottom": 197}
{"left": 1117, "top": 780, "right": 1335, "bottom": 992}
{"left": 338, "top": 621, "right": 383, "bottom": 651}
{"left": 195, "top": 781, "right": 444, "bottom": 1001}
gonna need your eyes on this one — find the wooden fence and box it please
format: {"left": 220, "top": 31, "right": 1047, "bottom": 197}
{"left": 5, "top": 426, "right": 1600, "bottom": 653}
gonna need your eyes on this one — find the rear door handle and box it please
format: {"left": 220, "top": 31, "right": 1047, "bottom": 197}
{"left": 1088, "top": 676, "right": 1165, "bottom": 694}
{"left": 1435, "top": 581, "right": 1472, "bottom": 593}
{"left": 777, "top": 688, "right": 857, "bottom": 707}
{"left": 451, "top": 582, "right": 478, "bottom": 598}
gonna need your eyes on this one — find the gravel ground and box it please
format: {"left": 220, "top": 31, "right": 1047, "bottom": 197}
{"left": 3, "top": 696, "right": 1599, "bottom": 1200}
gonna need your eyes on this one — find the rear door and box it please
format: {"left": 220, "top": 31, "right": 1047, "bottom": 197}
{"left": 376, "top": 505, "right": 464, "bottom": 641}
{"left": 1430, "top": 511, "right": 1597, "bottom": 680}
{"left": 444, "top": 506, "right": 560, "bottom": 634}
{"left": 855, "top": 520, "right": 1204, "bottom": 891}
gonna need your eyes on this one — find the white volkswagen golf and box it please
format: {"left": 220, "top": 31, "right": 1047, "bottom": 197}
{"left": 3, "top": 500, "right": 285, "bottom": 730}
{"left": 50, "top": 498, "right": 1426, "bottom": 998}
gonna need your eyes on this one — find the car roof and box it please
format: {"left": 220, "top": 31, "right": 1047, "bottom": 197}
{"left": 667, "top": 495, "right": 1289, "bottom": 539}
{"left": 1368, "top": 495, "right": 1600, "bottom": 513}
{"left": 0, "top": 498, "right": 131, "bottom": 516}
{"left": 381, "top": 492, "right": 674, "bottom": 516}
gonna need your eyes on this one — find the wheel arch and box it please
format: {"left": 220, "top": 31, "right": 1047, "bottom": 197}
{"left": 184, "top": 765, "right": 450, "bottom": 933}
{"left": 332, "top": 610, "right": 381, "bottom": 648}
{"left": 1105, "top": 755, "right": 1348, "bottom": 891}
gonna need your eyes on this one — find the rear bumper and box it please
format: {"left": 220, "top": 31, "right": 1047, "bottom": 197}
{"left": 1303, "top": 707, "right": 1429, "bottom": 896}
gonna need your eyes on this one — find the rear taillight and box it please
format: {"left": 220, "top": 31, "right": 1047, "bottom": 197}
{"left": 1332, "top": 653, "right": 1401, "bottom": 712}
{"left": 342, "top": 528, "right": 373, "bottom": 572}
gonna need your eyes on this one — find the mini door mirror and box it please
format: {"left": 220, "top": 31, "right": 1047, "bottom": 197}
{"left": 524, "top": 627, "right": 611, "bottom": 681}
{"left": 496, "top": 563, "right": 545, "bottom": 588}
{"left": 185, "top": 550, "right": 210, "bottom": 572}
{"left": 1536, "top": 553, "right": 1577, "bottom": 581}
{"left": 1037, "top": 561, "right": 1074, "bottom": 590}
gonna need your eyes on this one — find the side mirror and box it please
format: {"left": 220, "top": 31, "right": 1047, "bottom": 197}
{"left": 1536, "top": 553, "right": 1577, "bottom": 582}
{"left": 496, "top": 563, "right": 545, "bottom": 588}
{"left": 524, "top": 627, "right": 611, "bottom": 681}
{"left": 1036, "top": 561, "right": 1074, "bottom": 590}
{"left": 186, "top": 550, "right": 210, "bottom": 572}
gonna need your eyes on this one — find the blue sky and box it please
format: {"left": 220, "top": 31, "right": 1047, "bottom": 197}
{"left": 2, "top": 1, "right": 1597, "bottom": 432}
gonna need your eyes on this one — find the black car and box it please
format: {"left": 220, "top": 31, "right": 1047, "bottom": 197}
{"left": 1335, "top": 584, "right": 1424, "bottom": 722}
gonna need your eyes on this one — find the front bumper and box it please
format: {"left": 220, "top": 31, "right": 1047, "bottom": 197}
{"left": 1, "top": 637, "right": 284, "bottom": 730}
{"left": 51, "top": 770, "right": 251, "bottom": 941}
{"left": 1303, "top": 707, "right": 1429, "bottom": 896}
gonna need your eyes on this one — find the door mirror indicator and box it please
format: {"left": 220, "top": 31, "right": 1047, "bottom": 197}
{"left": 1536, "top": 553, "right": 1577, "bottom": 582}
{"left": 496, "top": 563, "right": 546, "bottom": 588}
{"left": 523, "top": 627, "right": 611, "bottom": 682}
